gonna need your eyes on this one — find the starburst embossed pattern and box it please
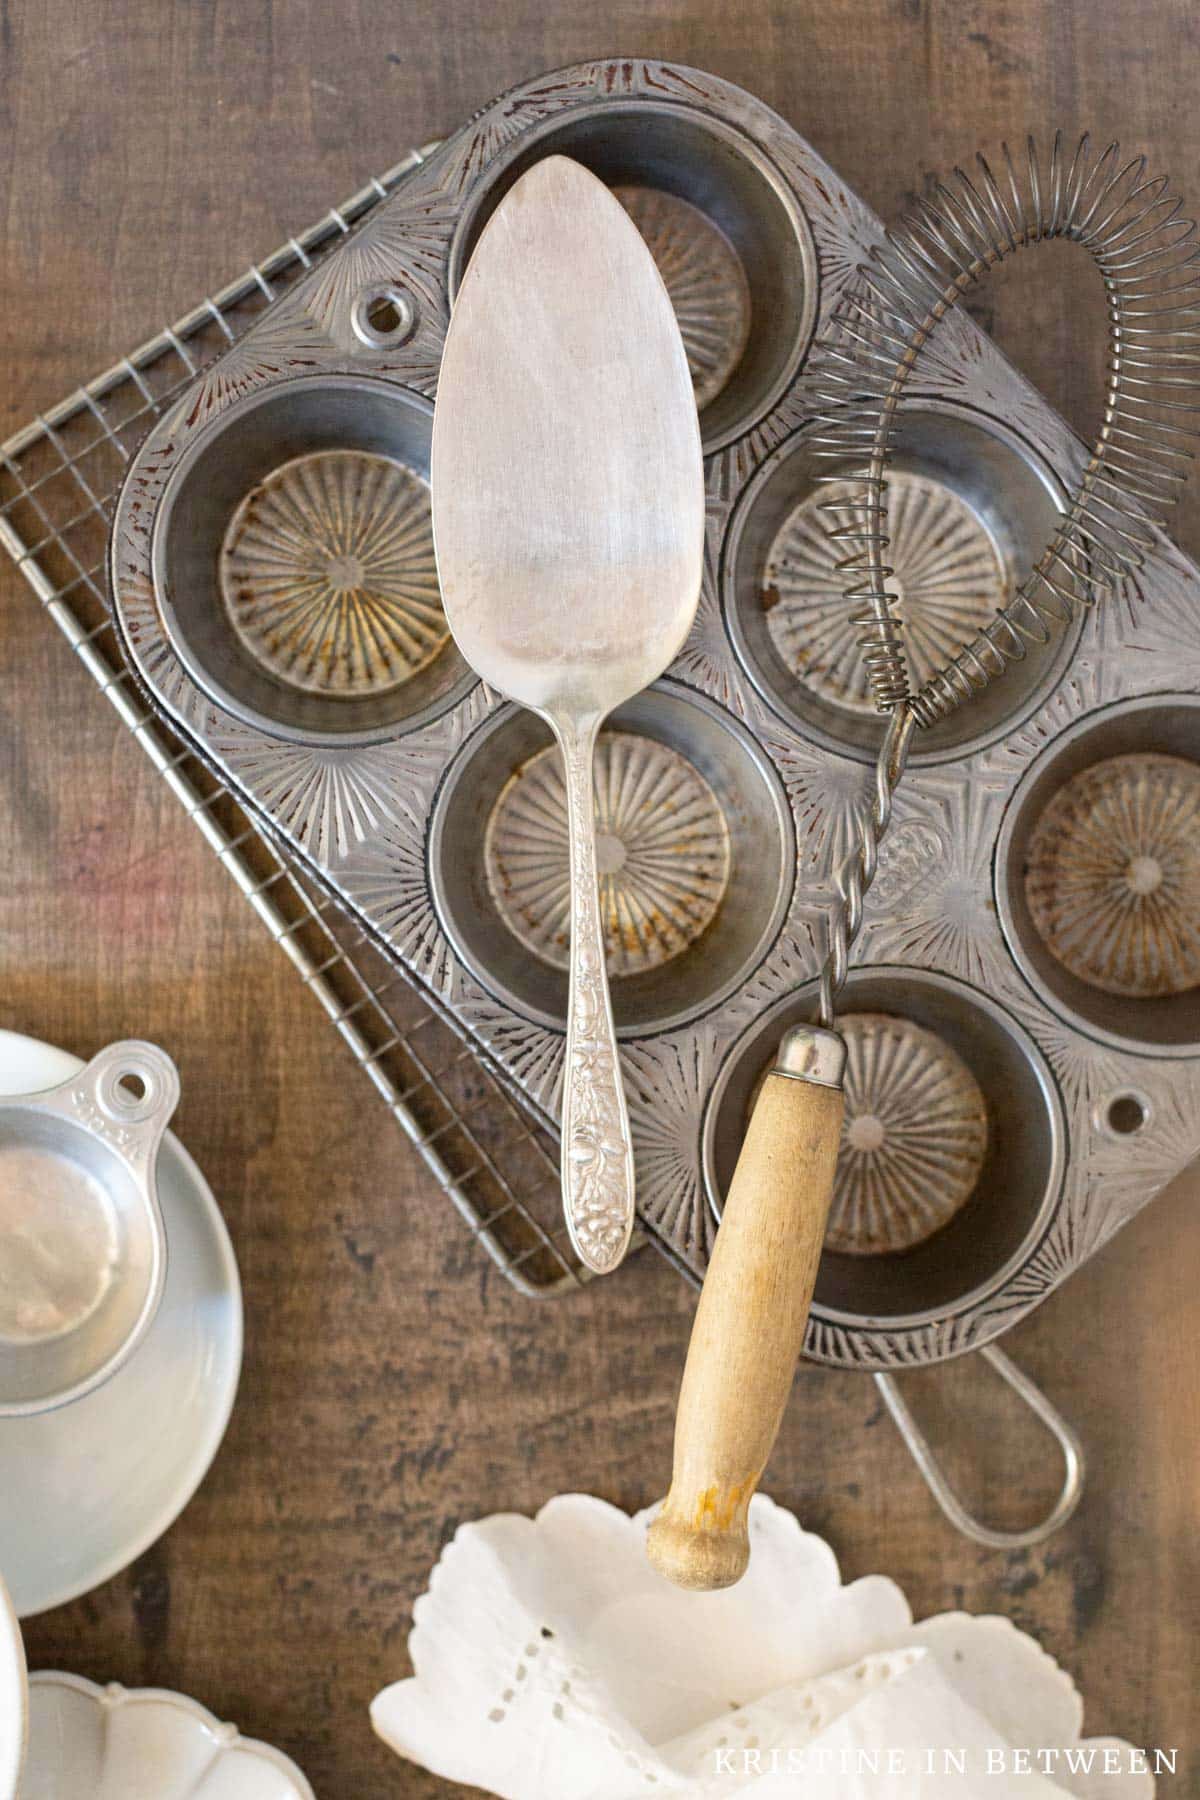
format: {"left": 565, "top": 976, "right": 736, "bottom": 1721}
{"left": 219, "top": 450, "right": 447, "bottom": 697}
{"left": 869, "top": 818, "right": 950, "bottom": 914}
{"left": 485, "top": 733, "right": 731, "bottom": 977}
{"left": 859, "top": 776, "right": 1012, "bottom": 990}
{"left": 763, "top": 472, "right": 1007, "bottom": 712}
{"left": 1025, "top": 753, "right": 1200, "bottom": 998}
{"left": 613, "top": 186, "right": 751, "bottom": 411}
{"left": 828, "top": 1013, "right": 989, "bottom": 1255}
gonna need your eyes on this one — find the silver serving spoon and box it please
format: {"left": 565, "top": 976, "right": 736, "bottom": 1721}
{"left": 431, "top": 156, "right": 704, "bottom": 1274}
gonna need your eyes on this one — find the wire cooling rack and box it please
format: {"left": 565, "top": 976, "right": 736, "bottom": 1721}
{"left": 0, "top": 143, "right": 604, "bottom": 1297}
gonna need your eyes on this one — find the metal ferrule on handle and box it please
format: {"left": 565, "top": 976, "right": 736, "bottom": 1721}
{"left": 647, "top": 1025, "right": 845, "bottom": 1590}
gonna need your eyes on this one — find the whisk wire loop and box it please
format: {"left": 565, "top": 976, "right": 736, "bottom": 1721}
{"left": 804, "top": 131, "right": 1200, "bottom": 1019}
{"left": 807, "top": 130, "right": 1200, "bottom": 731}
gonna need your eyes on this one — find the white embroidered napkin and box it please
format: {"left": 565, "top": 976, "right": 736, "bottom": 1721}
{"left": 371, "top": 1494, "right": 1153, "bottom": 1800}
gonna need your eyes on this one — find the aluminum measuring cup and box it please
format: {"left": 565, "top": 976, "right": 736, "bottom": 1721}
{"left": 0, "top": 1041, "right": 179, "bottom": 1417}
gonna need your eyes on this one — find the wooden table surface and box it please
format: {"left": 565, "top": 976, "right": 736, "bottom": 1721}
{"left": 2, "top": 2, "right": 1198, "bottom": 1794}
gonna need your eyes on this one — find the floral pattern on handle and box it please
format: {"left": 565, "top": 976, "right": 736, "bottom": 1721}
{"left": 557, "top": 719, "right": 636, "bottom": 1274}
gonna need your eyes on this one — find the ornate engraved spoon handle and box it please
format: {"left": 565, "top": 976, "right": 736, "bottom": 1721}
{"left": 553, "top": 714, "right": 636, "bottom": 1275}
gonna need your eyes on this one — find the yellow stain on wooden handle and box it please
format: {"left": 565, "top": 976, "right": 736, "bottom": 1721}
{"left": 691, "top": 1472, "right": 763, "bottom": 1533}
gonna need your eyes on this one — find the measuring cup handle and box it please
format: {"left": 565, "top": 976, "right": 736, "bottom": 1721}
{"left": 32, "top": 1040, "right": 181, "bottom": 1173}
{"left": 874, "top": 1344, "right": 1085, "bottom": 1550}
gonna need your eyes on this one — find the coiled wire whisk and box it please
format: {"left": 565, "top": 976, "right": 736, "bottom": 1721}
{"left": 804, "top": 132, "right": 1200, "bottom": 1027}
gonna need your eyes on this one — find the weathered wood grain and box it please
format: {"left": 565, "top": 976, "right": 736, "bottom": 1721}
{"left": 2, "top": 3, "right": 1198, "bottom": 1794}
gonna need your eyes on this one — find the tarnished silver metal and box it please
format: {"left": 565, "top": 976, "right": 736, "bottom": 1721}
{"left": 484, "top": 731, "right": 731, "bottom": 979}
{"left": 0, "top": 1042, "right": 179, "bottom": 1417}
{"left": 612, "top": 185, "right": 752, "bottom": 413}
{"left": 89, "top": 63, "right": 1200, "bottom": 1376}
{"left": 218, "top": 447, "right": 447, "bottom": 698}
{"left": 774, "top": 1024, "right": 846, "bottom": 1088}
{"left": 995, "top": 692, "right": 1200, "bottom": 1057}
{"left": 429, "top": 683, "right": 793, "bottom": 1040}
{"left": 1024, "top": 751, "right": 1200, "bottom": 999}
{"left": 827, "top": 1013, "right": 988, "bottom": 1256}
{"left": 430, "top": 156, "right": 705, "bottom": 1275}
{"left": 729, "top": 404, "right": 1079, "bottom": 764}
{"left": 705, "top": 967, "right": 1066, "bottom": 1343}
{"left": 818, "top": 705, "right": 916, "bottom": 1029}
{"left": 150, "top": 375, "right": 474, "bottom": 747}
{"left": 765, "top": 470, "right": 1007, "bottom": 716}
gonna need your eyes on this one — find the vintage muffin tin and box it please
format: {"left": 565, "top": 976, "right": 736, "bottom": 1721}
{"left": 108, "top": 59, "right": 1200, "bottom": 1369}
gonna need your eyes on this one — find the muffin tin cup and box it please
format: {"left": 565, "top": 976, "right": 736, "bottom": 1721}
{"left": 995, "top": 693, "right": 1200, "bottom": 1057}
{"left": 449, "top": 99, "right": 819, "bottom": 455}
{"left": 723, "top": 399, "right": 1083, "bottom": 766}
{"left": 703, "top": 966, "right": 1066, "bottom": 1359}
{"left": 429, "top": 681, "right": 794, "bottom": 1039}
{"left": 149, "top": 374, "right": 475, "bottom": 746}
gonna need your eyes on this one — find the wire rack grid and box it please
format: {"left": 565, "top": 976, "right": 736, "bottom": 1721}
{"left": 0, "top": 142, "right": 609, "bottom": 1298}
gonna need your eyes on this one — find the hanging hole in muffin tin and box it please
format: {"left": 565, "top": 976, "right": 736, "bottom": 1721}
{"left": 1098, "top": 1091, "right": 1152, "bottom": 1138}
{"left": 351, "top": 284, "right": 418, "bottom": 349}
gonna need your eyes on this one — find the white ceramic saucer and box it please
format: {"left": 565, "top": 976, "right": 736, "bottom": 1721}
{"left": 0, "top": 1031, "right": 243, "bottom": 1618}
{"left": 0, "top": 1568, "right": 27, "bottom": 1799}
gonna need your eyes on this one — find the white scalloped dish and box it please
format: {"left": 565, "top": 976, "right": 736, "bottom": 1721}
{"left": 21, "top": 1675, "right": 313, "bottom": 1799}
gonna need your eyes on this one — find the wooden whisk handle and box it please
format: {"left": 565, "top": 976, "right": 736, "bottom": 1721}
{"left": 647, "top": 1026, "right": 845, "bottom": 1590}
